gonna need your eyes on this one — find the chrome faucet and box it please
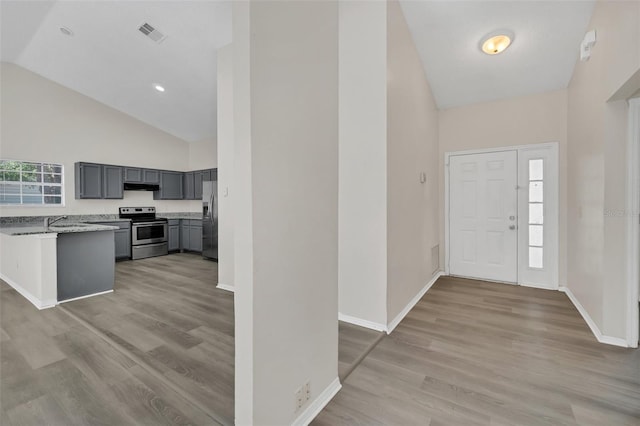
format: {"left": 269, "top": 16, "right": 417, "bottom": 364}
{"left": 44, "top": 215, "right": 67, "bottom": 228}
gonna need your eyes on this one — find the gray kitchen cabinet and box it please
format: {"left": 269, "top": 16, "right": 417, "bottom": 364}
{"left": 114, "top": 229, "right": 130, "bottom": 259}
{"left": 180, "top": 220, "right": 190, "bottom": 250}
{"left": 184, "top": 170, "right": 206, "bottom": 199}
{"left": 183, "top": 172, "right": 195, "bottom": 200}
{"left": 57, "top": 230, "right": 115, "bottom": 301}
{"left": 168, "top": 219, "right": 180, "bottom": 252}
{"left": 103, "top": 165, "right": 123, "bottom": 199}
{"left": 75, "top": 162, "right": 123, "bottom": 200}
{"left": 202, "top": 168, "right": 217, "bottom": 182}
{"left": 90, "top": 221, "right": 131, "bottom": 260}
{"left": 124, "top": 167, "right": 142, "bottom": 182}
{"left": 194, "top": 171, "right": 203, "bottom": 200}
{"left": 124, "top": 167, "right": 160, "bottom": 184}
{"left": 189, "top": 220, "right": 203, "bottom": 252}
{"left": 75, "top": 162, "right": 103, "bottom": 199}
{"left": 143, "top": 169, "right": 160, "bottom": 184}
{"left": 154, "top": 171, "right": 184, "bottom": 200}
{"left": 179, "top": 219, "right": 202, "bottom": 252}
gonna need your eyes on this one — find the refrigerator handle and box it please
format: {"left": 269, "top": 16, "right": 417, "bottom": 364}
{"left": 210, "top": 192, "right": 215, "bottom": 224}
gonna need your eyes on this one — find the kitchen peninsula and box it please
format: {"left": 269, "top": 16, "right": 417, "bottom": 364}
{"left": 0, "top": 222, "right": 117, "bottom": 308}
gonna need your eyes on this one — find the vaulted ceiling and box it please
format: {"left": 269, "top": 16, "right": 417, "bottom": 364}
{"left": 1, "top": 1, "right": 596, "bottom": 141}
{"left": 1, "top": 0, "right": 231, "bottom": 143}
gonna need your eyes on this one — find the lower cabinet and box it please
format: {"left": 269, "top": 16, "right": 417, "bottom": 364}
{"left": 179, "top": 219, "right": 202, "bottom": 253}
{"left": 91, "top": 221, "right": 131, "bottom": 260}
{"left": 168, "top": 220, "right": 180, "bottom": 252}
{"left": 189, "top": 223, "right": 203, "bottom": 252}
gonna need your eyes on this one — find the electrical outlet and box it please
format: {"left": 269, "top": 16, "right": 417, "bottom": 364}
{"left": 304, "top": 381, "right": 310, "bottom": 401}
{"left": 295, "top": 387, "right": 304, "bottom": 412}
{"left": 294, "top": 381, "right": 311, "bottom": 413}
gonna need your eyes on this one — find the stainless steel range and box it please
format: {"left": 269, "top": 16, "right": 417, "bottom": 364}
{"left": 119, "top": 207, "right": 168, "bottom": 260}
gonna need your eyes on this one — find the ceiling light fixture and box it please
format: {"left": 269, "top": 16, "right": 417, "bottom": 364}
{"left": 480, "top": 30, "right": 514, "bottom": 55}
{"left": 59, "top": 27, "right": 74, "bottom": 36}
{"left": 154, "top": 84, "right": 165, "bottom": 92}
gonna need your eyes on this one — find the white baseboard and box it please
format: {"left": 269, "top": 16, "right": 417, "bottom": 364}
{"left": 520, "top": 281, "right": 558, "bottom": 291}
{"left": 216, "top": 283, "right": 235, "bottom": 293}
{"left": 0, "top": 273, "right": 56, "bottom": 310}
{"left": 559, "top": 286, "right": 628, "bottom": 348}
{"left": 338, "top": 313, "right": 387, "bottom": 332}
{"left": 387, "top": 271, "right": 444, "bottom": 333}
{"left": 57, "top": 290, "right": 113, "bottom": 304}
{"left": 292, "top": 377, "right": 341, "bottom": 426}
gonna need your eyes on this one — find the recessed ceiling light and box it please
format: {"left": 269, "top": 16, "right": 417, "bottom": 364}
{"left": 59, "top": 27, "right": 74, "bottom": 36}
{"left": 154, "top": 84, "right": 165, "bottom": 92}
{"left": 480, "top": 31, "right": 514, "bottom": 55}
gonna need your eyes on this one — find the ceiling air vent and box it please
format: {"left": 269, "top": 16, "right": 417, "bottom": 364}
{"left": 138, "top": 22, "right": 166, "bottom": 43}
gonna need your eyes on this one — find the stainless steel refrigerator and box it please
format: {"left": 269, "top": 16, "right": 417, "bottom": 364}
{"left": 202, "top": 180, "right": 218, "bottom": 260}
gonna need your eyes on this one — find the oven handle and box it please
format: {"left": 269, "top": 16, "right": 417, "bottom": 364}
{"left": 132, "top": 221, "right": 167, "bottom": 227}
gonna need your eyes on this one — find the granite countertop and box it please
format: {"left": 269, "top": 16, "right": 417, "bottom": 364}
{"left": 0, "top": 211, "right": 200, "bottom": 231}
{"left": 85, "top": 218, "right": 132, "bottom": 223}
{"left": 161, "top": 216, "right": 202, "bottom": 221}
{"left": 1, "top": 223, "right": 119, "bottom": 236}
{"left": 159, "top": 213, "right": 201, "bottom": 220}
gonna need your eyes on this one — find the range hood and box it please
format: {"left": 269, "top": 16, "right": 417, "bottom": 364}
{"left": 123, "top": 183, "right": 160, "bottom": 191}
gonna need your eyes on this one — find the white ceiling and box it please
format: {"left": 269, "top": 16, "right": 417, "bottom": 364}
{"left": 1, "top": 1, "right": 596, "bottom": 140}
{"left": 399, "top": 0, "right": 596, "bottom": 109}
{"left": 1, "top": 0, "right": 231, "bottom": 143}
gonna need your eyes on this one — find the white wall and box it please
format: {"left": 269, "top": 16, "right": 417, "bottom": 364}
{"left": 217, "top": 45, "right": 234, "bottom": 290}
{"left": 567, "top": 0, "right": 640, "bottom": 340}
{"left": 338, "top": 0, "right": 388, "bottom": 328}
{"left": 438, "top": 89, "right": 569, "bottom": 286}
{"left": 0, "top": 62, "right": 200, "bottom": 216}
{"left": 188, "top": 138, "right": 217, "bottom": 171}
{"left": 234, "top": 2, "right": 339, "bottom": 424}
{"left": 232, "top": 1, "right": 254, "bottom": 422}
{"left": 386, "top": 0, "right": 440, "bottom": 325}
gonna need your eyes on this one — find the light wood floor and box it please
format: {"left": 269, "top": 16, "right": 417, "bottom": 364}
{"left": 0, "top": 253, "right": 381, "bottom": 425}
{"left": 314, "top": 276, "right": 640, "bottom": 425}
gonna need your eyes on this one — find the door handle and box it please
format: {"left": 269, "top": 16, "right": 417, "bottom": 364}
{"left": 509, "top": 225, "right": 516, "bottom": 230}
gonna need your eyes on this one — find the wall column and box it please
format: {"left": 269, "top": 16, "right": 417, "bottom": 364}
{"left": 233, "top": 1, "right": 340, "bottom": 424}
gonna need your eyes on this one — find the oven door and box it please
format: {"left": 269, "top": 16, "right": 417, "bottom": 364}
{"left": 132, "top": 222, "right": 168, "bottom": 245}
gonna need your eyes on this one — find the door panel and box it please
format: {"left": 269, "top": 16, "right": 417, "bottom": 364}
{"left": 449, "top": 151, "right": 518, "bottom": 282}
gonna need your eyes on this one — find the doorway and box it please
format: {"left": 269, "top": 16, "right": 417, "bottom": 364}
{"left": 449, "top": 150, "right": 518, "bottom": 282}
{"left": 445, "top": 143, "right": 559, "bottom": 289}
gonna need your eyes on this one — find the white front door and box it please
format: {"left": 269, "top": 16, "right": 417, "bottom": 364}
{"left": 449, "top": 150, "right": 518, "bottom": 283}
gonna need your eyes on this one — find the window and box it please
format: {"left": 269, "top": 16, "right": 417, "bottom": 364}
{"left": 528, "top": 159, "right": 543, "bottom": 268}
{"left": 0, "top": 160, "right": 64, "bottom": 206}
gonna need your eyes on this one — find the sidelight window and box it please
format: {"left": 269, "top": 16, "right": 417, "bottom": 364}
{"left": 0, "top": 160, "right": 64, "bottom": 206}
{"left": 528, "top": 159, "right": 544, "bottom": 268}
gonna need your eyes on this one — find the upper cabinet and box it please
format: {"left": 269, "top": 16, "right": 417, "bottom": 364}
{"left": 194, "top": 171, "right": 204, "bottom": 200}
{"left": 143, "top": 169, "right": 160, "bottom": 184}
{"left": 154, "top": 171, "right": 184, "bottom": 200}
{"left": 75, "top": 162, "right": 103, "bottom": 199}
{"left": 123, "top": 167, "right": 142, "bottom": 183}
{"left": 183, "top": 171, "right": 195, "bottom": 200}
{"left": 103, "top": 165, "right": 123, "bottom": 199}
{"left": 124, "top": 167, "right": 160, "bottom": 184}
{"left": 75, "top": 163, "right": 123, "bottom": 199}
{"left": 76, "top": 162, "right": 215, "bottom": 200}
{"left": 183, "top": 169, "right": 212, "bottom": 200}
